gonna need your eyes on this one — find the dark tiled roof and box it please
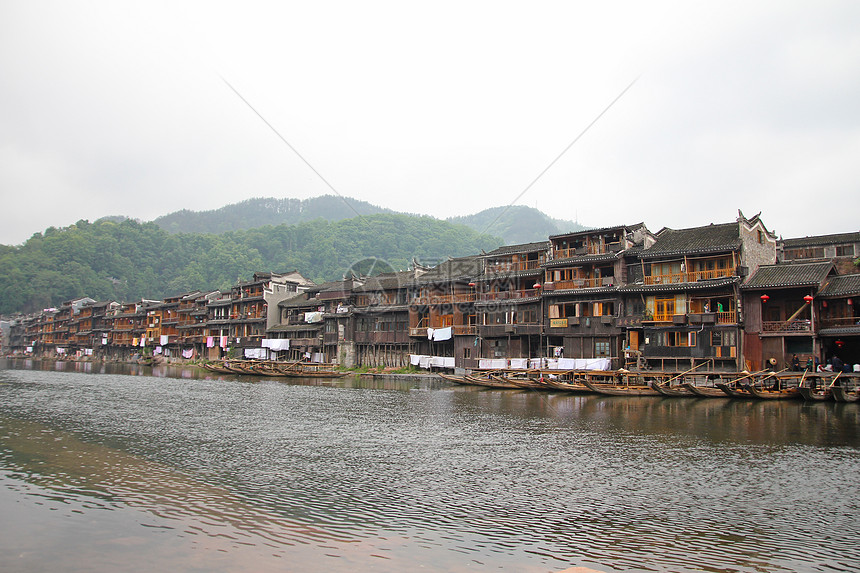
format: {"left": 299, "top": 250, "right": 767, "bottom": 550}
{"left": 484, "top": 241, "right": 551, "bottom": 257}
{"left": 474, "top": 296, "right": 541, "bottom": 307}
{"left": 267, "top": 324, "right": 323, "bottom": 333}
{"left": 742, "top": 262, "right": 833, "bottom": 289}
{"left": 548, "top": 223, "right": 644, "bottom": 241}
{"left": 640, "top": 222, "right": 741, "bottom": 258}
{"left": 818, "top": 326, "right": 860, "bottom": 336}
{"left": 410, "top": 256, "right": 483, "bottom": 284}
{"left": 542, "top": 287, "right": 618, "bottom": 297}
{"left": 278, "top": 294, "right": 321, "bottom": 308}
{"left": 818, "top": 274, "right": 860, "bottom": 298}
{"left": 543, "top": 252, "right": 621, "bottom": 268}
{"left": 481, "top": 268, "right": 543, "bottom": 280}
{"left": 619, "top": 276, "right": 739, "bottom": 293}
{"left": 783, "top": 232, "right": 860, "bottom": 248}
{"left": 353, "top": 271, "right": 414, "bottom": 292}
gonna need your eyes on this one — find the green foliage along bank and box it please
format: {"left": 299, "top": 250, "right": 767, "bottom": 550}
{"left": 0, "top": 215, "right": 501, "bottom": 314}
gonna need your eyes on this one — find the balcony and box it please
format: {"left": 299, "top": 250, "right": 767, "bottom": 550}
{"left": 644, "top": 267, "right": 735, "bottom": 285}
{"left": 452, "top": 325, "right": 477, "bottom": 336}
{"left": 552, "top": 242, "right": 622, "bottom": 259}
{"left": 477, "top": 288, "right": 540, "bottom": 302}
{"left": 552, "top": 277, "right": 614, "bottom": 290}
{"left": 410, "top": 292, "right": 477, "bottom": 305}
{"left": 486, "top": 260, "right": 542, "bottom": 273}
{"left": 820, "top": 317, "right": 860, "bottom": 329}
{"left": 762, "top": 319, "right": 812, "bottom": 333}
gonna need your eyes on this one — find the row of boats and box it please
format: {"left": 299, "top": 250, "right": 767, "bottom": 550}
{"left": 201, "top": 359, "right": 348, "bottom": 378}
{"left": 438, "top": 366, "right": 860, "bottom": 403}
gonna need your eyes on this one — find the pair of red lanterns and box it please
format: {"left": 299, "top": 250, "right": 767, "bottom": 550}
{"left": 759, "top": 294, "right": 813, "bottom": 303}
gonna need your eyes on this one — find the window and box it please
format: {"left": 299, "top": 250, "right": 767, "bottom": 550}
{"left": 594, "top": 302, "right": 614, "bottom": 316}
{"left": 836, "top": 245, "right": 855, "bottom": 257}
{"left": 711, "top": 330, "right": 736, "bottom": 347}
{"left": 595, "top": 340, "right": 610, "bottom": 357}
{"left": 655, "top": 296, "right": 675, "bottom": 319}
{"left": 656, "top": 331, "right": 696, "bottom": 347}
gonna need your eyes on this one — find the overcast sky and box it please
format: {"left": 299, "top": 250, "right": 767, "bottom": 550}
{"left": 1, "top": 1, "right": 858, "bottom": 246}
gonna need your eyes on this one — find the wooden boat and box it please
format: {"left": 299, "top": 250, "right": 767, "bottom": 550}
{"left": 831, "top": 386, "right": 859, "bottom": 403}
{"left": 716, "top": 382, "right": 753, "bottom": 398}
{"left": 797, "top": 372, "right": 831, "bottom": 401}
{"left": 492, "top": 374, "right": 547, "bottom": 390}
{"left": 579, "top": 376, "right": 661, "bottom": 396}
{"left": 649, "top": 379, "right": 694, "bottom": 397}
{"left": 466, "top": 374, "right": 520, "bottom": 389}
{"left": 201, "top": 361, "right": 235, "bottom": 374}
{"left": 438, "top": 372, "right": 517, "bottom": 388}
{"left": 438, "top": 373, "right": 472, "bottom": 385}
{"left": 681, "top": 382, "right": 728, "bottom": 398}
{"left": 537, "top": 376, "right": 594, "bottom": 394}
{"left": 278, "top": 363, "right": 348, "bottom": 378}
{"left": 797, "top": 386, "right": 831, "bottom": 402}
{"left": 648, "top": 363, "right": 710, "bottom": 397}
{"left": 741, "top": 383, "right": 801, "bottom": 400}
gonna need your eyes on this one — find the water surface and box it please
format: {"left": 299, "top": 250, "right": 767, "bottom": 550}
{"left": 1, "top": 359, "right": 858, "bottom": 572}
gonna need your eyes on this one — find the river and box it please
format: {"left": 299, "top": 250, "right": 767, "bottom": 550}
{"left": 0, "top": 358, "right": 858, "bottom": 573}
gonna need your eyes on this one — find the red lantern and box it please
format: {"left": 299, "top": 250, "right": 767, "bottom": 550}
{"left": 468, "top": 282, "right": 476, "bottom": 288}
{"left": 835, "top": 340, "right": 845, "bottom": 348}
{"left": 804, "top": 295, "right": 813, "bottom": 304}
{"left": 848, "top": 298, "right": 854, "bottom": 306}
{"left": 533, "top": 283, "right": 542, "bottom": 290}
{"left": 760, "top": 294, "right": 769, "bottom": 303}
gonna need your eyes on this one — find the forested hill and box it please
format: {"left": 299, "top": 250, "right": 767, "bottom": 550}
{"left": 152, "top": 196, "right": 584, "bottom": 245}
{"left": 448, "top": 205, "right": 587, "bottom": 244}
{"left": 0, "top": 215, "right": 500, "bottom": 315}
{"left": 153, "top": 196, "right": 392, "bottom": 234}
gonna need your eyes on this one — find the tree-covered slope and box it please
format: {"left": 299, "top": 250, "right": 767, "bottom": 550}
{"left": 0, "top": 215, "right": 500, "bottom": 314}
{"left": 153, "top": 195, "right": 585, "bottom": 246}
{"left": 448, "top": 205, "right": 586, "bottom": 244}
{"left": 153, "top": 195, "right": 393, "bottom": 234}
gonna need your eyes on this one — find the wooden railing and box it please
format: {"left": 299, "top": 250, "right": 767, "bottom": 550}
{"left": 716, "top": 311, "right": 736, "bottom": 324}
{"left": 411, "top": 292, "right": 478, "bottom": 305}
{"left": 553, "top": 242, "right": 622, "bottom": 260}
{"left": 762, "top": 319, "right": 811, "bottom": 333}
{"left": 452, "top": 325, "right": 477, "bottom": 336}
{"left": 649, "top": 311, "right": 736, "bottom": 324}
{"left": 477, "top": 289, "right": 540, "bottom": 301}
{"left": 644, "top": 267, "right": 735, "bottom": 285}
{"left": 819, "top": 317, "right": 860, "bottom": 328}
{"left": 553, "top": 277, "right": 614, "bottom": 290}
{"left": 486, "top": 260, "right": 542, "bottom": 273}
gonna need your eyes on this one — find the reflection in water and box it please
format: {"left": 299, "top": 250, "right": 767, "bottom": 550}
{"left": 1, "top": 359, "right": 859, "bottom": 573}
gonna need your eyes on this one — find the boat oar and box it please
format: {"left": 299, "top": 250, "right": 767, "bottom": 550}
{"left": 827, "top": 372, "right": 843, "bottom": 389}
{"left": 755, "top": 368, "right": 789, "bottom": 388}
{"left": 659, "top": 362, "right": 708, "bottom": 387}
{"left": 727, "top": 368, "right": 770, "bottom": 387}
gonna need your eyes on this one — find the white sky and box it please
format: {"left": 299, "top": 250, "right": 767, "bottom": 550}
{"left": 1, "top": 0, "right": 858, "bottom": 246}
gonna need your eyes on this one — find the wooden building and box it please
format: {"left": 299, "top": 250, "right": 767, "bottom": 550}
{"left": 542, "top": 225, "right": 652, "bottom": 368}
{"left": 621, "top": 212, "right": 777, "bottom": 371}
{"left": 741, "top": 261, "right": 834, "bottom": 371}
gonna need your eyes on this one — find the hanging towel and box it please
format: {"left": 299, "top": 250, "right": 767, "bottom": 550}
{"left": 433, "top": 327, "right": 452, "bottom": 341}
{"left": 160, "top": 335, "right": 169, "bottom": 345}
{"left": 206, "top": 336, "right": 214, "bottom": 348}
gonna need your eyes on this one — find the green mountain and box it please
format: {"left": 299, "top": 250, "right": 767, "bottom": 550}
{"left": 0, "top": 215, "right": 500, "bottom": 314}
{"left": 153, "top": 195, "right": 392, "bottom": 234}
{"left": 449, "top": 205, "right": 586, "bottom": 244}
{"left": 153, "top": 196, "right": 583, "bottom": 245}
